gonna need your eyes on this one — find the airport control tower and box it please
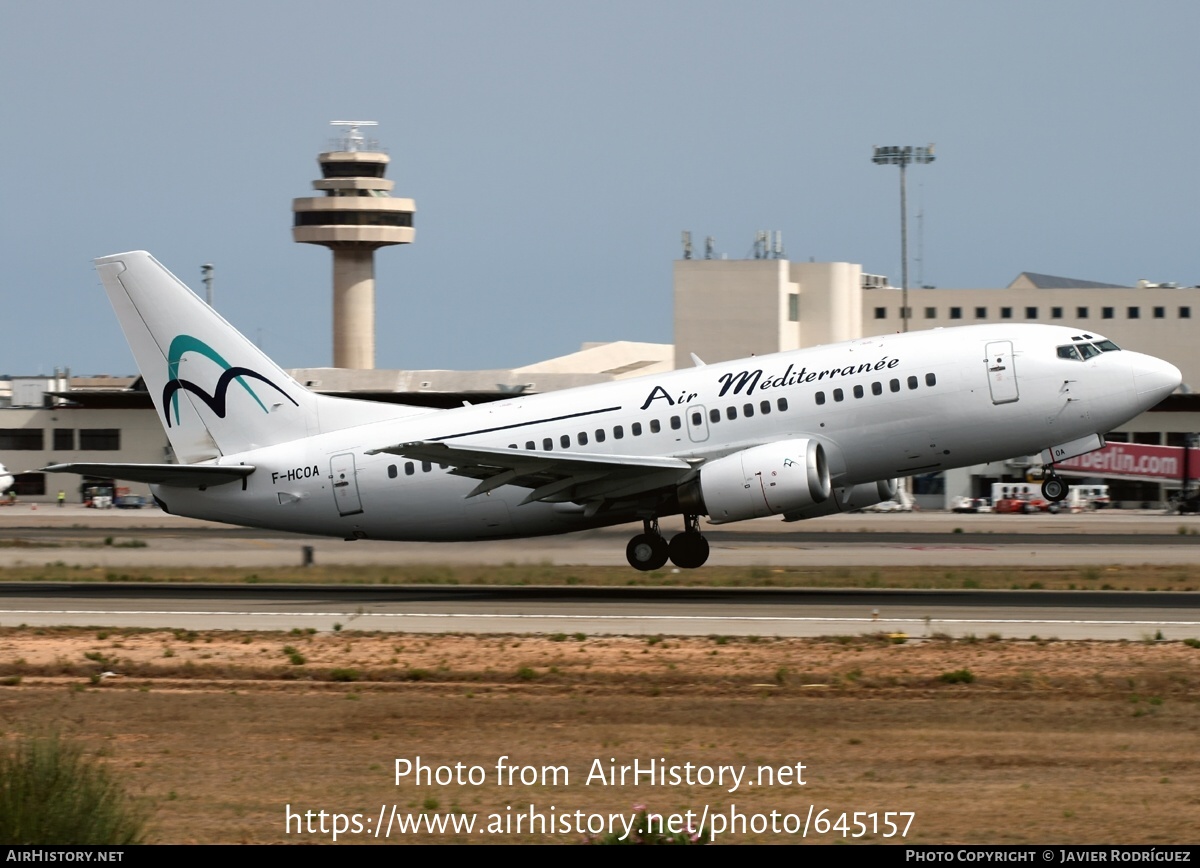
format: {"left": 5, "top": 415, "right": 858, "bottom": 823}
{"left": 292, "top": 121, "right": 415, "bottom": 369}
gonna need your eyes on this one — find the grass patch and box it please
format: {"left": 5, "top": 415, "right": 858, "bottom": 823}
{"left": 5, "top": 562, "right": 1200, "bottom": 591}
{"left": 0, "top": 732, "right": 148, "bottom": 844}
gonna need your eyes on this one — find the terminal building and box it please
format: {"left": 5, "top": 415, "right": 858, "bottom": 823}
{"left": 673, "top": 255, "right": 1200, "bottom": 506}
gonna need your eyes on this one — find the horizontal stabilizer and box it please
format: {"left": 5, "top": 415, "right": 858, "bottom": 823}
{"left": 42, "top": 462, "right": 254, "bottom": 488}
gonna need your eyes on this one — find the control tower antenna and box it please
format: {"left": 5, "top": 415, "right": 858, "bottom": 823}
{"left": 292, "top": 120, "right": 416, "bottom": 369}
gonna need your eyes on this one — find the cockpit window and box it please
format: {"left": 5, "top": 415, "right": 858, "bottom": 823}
{"left": 1077, "top": 342, "right": 1101, "bottom": 360}
{"left": 1095, "top": 339, "right": 1121, "bottom": 352}
{"left": 1056, "top": 345, "right": 1082, "bottom": 361}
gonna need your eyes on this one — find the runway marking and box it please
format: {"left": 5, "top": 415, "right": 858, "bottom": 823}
{"left": 3, "top": 610, "right": 1200, "bottom": 627}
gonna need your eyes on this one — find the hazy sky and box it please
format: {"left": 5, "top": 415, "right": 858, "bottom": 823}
{"left": 3, "top": 1, "right": 1197, "bottom": 376}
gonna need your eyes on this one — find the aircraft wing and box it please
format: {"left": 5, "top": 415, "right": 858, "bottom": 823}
{"left": 367, "top": 441, "right": 696, "bottom": 504}
{"left": 41, "top": 463, "right": 254, "bottom": 488}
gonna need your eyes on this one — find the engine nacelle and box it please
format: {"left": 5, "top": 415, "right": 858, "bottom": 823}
{"left": 781, "top": 477, "right": 899, "bottom": 521}
{"left": 694, "top": 439, "right": 831, "bottom": 524}
{"left": 843, "top": 478, "right": 898, "bottom": 510}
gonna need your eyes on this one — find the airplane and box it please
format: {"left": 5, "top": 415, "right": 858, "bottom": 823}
{"left": 0, "top": 464, "right": 13, "bottom": 494}
{"left": 44, "top": 251, "right": 1181, "bottom": 570}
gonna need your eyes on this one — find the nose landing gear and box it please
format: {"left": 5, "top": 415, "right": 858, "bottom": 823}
{"left": 626, "top": 515, "right": 710, "bottom": 570}
{"left": 1041, "top": 467, "right": 1067, "bottom": 502}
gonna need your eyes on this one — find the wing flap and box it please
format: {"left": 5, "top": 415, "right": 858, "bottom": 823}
{"left": 367, "top": 441, "right": 695, "bottom": 503}
{"left": 42, "top": 462, "right": 254, "bottom": 488}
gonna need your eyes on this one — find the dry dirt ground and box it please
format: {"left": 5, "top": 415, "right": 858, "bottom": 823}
{"left": 1, "top": 627, "right": 1198, "bottom": 844}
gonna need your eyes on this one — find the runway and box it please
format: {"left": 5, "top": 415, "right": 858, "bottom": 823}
{"left": 1, "top": 508, "right": 1198, "bottom": 639}
{"left": 0, "top": 506, "right": 1199, "bottom": 569}
{"left": 2, "top": 584, "right": 1198, "bottom": 641}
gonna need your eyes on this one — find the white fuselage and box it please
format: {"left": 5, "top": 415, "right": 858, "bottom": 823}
{"left": 153, "top": 324, "right": 1176, "bottom": 541}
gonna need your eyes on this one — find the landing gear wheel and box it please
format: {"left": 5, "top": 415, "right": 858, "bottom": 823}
{"left": 626, "top": 533, "right": 669, "bottom": 571}
{"left": 668, "top": 532, "right": 710, "bottom": 569}
{"left": 1041, "top": 473, "right": 1067, "bottom": 502}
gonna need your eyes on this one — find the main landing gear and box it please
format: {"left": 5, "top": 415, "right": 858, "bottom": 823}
{"left": 1040, "top": 467, "right": 1067, "bottom": 502}
{"left": 626, "top": 516, "right": 710, "bottom": 571}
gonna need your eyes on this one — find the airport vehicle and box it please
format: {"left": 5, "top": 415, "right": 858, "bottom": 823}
{"left": 991, "top": 481, "right": 1109, "bottom": 513}
{"left": 950, "top": 496, "right": 992, "bottom": 514}
{"left": 993, "top": 495, "right": 1059, "bottom": 515}
{"left": 44, "top": 252, "right": 1181, "bottom": 570}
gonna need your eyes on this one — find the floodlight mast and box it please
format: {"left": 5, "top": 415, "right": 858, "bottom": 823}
{"left": 872, "top": 144, "right": 935, "bottom": 332}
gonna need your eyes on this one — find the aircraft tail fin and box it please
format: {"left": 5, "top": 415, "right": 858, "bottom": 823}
{"left": 95, "top": 251, "right": 421, "bottom": 464}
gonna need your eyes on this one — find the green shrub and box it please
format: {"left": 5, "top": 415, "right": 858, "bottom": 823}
{"left": 0, "top": 732, "right": 148, "bottom": 843}
{"left": 939, "top": 668, "right": 976, "bottom": 684}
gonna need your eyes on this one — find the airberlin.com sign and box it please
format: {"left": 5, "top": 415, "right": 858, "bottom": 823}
{"left": 1056, "top": 442, "right": 1200, "bottom": 482}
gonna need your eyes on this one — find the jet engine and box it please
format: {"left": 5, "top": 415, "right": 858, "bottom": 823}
{"left": 685, "top": 439, "right": 831, "bottom": 524}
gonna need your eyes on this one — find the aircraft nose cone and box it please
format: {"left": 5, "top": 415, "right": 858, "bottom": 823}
{"left": 1133, "top": 354, "right": 1182, "bottom": 405}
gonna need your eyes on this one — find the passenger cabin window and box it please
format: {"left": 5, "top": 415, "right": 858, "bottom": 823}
{"left": 777, "top": 398, "right": 789, "bottom": 411}
{"left": 561, "top": 434, "right": 570, "bottom": 448}
{"left": 815, "top": 392, "right": 826, "bottom": 406}
{"left": 890, "top": 379, "right": 900, "bottom": 393}
{"left": 543, "top": 438, "right": 553, "bottom": 450}
{"left": 614, "top": 426, "right": 624, "bottom": 439}
{"left": 632, "top": 422, "right": 643, "bottom": 436}
{"left": 388, "top": 464, "right": 398, "bottom": 479}
{"left": 759, "top": 400, "right": 771, "bottom": 414}
{"left": 577, "top": 432, "right": 588, "bottom": 445}
{"left": 650, "top": 420, "right": 661, "bottom": 434}
{"left": 725, "top": 407, "right": 737, "bottom": 420}
{"left": 670, "top": 416, "right": 681, "bottom": 430}
{"left": 405, "top": 462, "right": 415, "bottom": 476}
{"left": 925, "top": 373, "right": 937, "bottom": 387}
{"left": 525, "top": 441, "right": 535, "bottom": 450}
{"left": 853, "top": 384, "right": 864, "bottom": 398}
{"left": 743, "top": 403, "right": 754, "bottom": 417}
{"left": 709, "top": 408, "right": 721, "bottom": 423}
{"left": 833, "top": 388, "right": 844, "bottom": 402}
{"left": 871, "top": 382, "right": 882, "bottom": 396}
{"left": 907, "top": 376, "right": 918, "bottom": 390}
{"left": 594, "top": 429, "right": 605, "bottom": 443}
